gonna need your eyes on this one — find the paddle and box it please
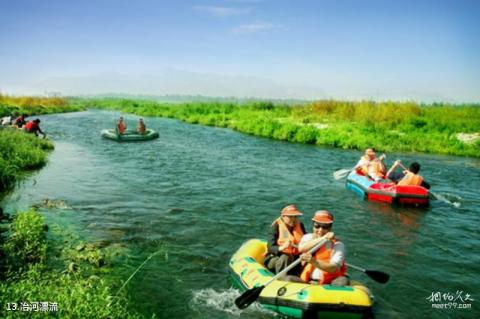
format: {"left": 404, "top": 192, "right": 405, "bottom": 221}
{"left": 333, "top": 168, "right": 354, "bottom": 180}
{"left": 396, "top": 162, "right": 460, "bottom": 207}
{"left": 346, "top": 263, "right": 390, "bottom": 284}
{"left": 234, "top": 238, "right": 329, "bottom": 310}
{"left": 429, "top": 191, "right": 461, "bottom": 207}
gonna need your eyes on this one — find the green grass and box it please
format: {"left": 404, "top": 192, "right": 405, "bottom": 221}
{"left": 0, "top": 210, "right": 143, "bottom": 319}
{"left": 78, "top": 97, "right": 480, "bottom": 157}
{"left": 0, "top": 129, "right": 54, "bottom": 192}
{"left": 0, "top": 94, "right": 84, "bottom": 118}
{"left": 0, "top": 94, "right": 86, "bottom": 193}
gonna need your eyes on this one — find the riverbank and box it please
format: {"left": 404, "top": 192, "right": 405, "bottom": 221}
{"left": 79, "top": 98, "right": 480, "bottom": 157}
{"left": 0, "top": 130, "right": 53, "bottom": 192}
{"left": 0, "top": 94, "right": 86, "bottom": 192}
{"left": 0, "top": 94, "right": 84, "bottom": 117}
{"left": 0, "top": 96, "right": 141, "bottom": 318}
{"left": 0, "top": 209, "right": 142, "bottom": 318}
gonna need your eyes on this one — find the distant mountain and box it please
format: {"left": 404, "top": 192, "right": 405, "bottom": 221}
{"left": 28, "top": 68, "right": 325, "bottom": 102}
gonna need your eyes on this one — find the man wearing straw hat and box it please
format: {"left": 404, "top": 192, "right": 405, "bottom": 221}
{"left": 264, "top": 204, "right": 306, "bottom": 279}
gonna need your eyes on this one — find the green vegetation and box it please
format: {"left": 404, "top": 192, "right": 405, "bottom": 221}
{"left": 0, "top": 94, "right": 84, "bottom": 117}
{"left": 81, "top": 98, "right": 480, "bottom": 157}
{"left": 0, "top": 129, "right": 54, "bottom": 192}
{"left": 0, "top": 210, "right": 143, "bottom": 318}
{"left": 0, "top": 94, "right": 86, "bottom": 192}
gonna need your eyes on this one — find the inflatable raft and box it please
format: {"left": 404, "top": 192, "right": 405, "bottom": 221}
{"left": 101, "top": 129, "right": 159, "bottom": 142}
{"left": 229, "top": 239, "right": 373, "bottom": 318}
{"left": 346, "top": 171, "right": 429, "bottom": 206}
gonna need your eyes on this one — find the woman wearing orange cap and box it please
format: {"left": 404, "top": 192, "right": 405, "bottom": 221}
{"left": 264, "top": 204, "right": 306, "bottom": 279}
{"left": 298, "top": 210, "right": 349, "bottom": 286}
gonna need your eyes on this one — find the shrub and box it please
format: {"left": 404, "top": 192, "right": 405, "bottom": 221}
{"left": 3, "top": 210, "right": 47, "bottom": 269}
{"left": 294, "top": 126, "right": 318, "bottom": 144}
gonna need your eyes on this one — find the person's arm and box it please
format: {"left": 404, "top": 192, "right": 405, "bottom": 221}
{"left": 374, "top": 154, "right": 387, "bottom": 174}
{"left": 300, "top": 241, "right": 344, "bottom": 273}
{"left": 38, "top": 127, "right": 46, "bottom": 137}
{"left": 267, "top": 224, "right": 281, "bottom": 255}
{"left": 353, "top": 158, "right": 365, "bottom": 170}
{"left": 386, "top": 160, "right": 401, "bottom": 178}
{"left": 298, "top": 232, "right": 334, "bottom": 253}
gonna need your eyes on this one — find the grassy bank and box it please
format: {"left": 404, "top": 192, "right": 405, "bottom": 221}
{"left": 0, "top": 94, "right": 87, "bottom": 192}
{"left": 0, "top": 209, "right": 143, "bottom": 318}
{"left": 81, "top": 98, "right": 480, "bottom": 157}
{"left": 0, "top": 94, "right": 84, "bottom": 117}
{"left": 0, "top": 130, "right": 54, "bottom": 192}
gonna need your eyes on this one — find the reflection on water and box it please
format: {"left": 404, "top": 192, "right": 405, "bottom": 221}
{"left": 1, "top": 110, "right": 479, "bottom": 319}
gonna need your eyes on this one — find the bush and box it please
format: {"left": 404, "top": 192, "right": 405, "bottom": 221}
{"left": 294, "top": 126, "right": 318, "bottom": 144}
{"left": 0, "top": 210, "right": 144, "bottom": 318}
{"left": 3, "top": 210, "right": 47, "bottom": 272}
{"left": 0, "top": 130, "right": 53, "bottom": 191}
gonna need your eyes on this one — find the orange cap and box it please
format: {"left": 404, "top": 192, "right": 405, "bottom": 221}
{"left": 281, "top": 204, "right": 303, "bottom": 216}
{"left": 312, "top": 210, "right": 334, "bottom": 223}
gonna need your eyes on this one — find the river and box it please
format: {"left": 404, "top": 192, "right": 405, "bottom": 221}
{"left": 2, "top": 110, "right": 479, "bottom": 318}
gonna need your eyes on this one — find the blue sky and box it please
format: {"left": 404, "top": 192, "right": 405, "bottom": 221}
{"left": 1, "top": 0, "right": 479, "bottom": 102}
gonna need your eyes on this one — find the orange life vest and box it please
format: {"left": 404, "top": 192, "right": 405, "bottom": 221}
{"left": 398, "top": 172, "right": 423, "bottom": 186}
{"left": 358, "top": 156, "right": 385, "bottom": 178}
{"left": 300, "top": 239, "right": 347, "bottom": 284}
{"left": 117, "top": 121, "right": 126, "bottom": 134}
{"left": 275, "top": 218, "right": 304, "bottom": 256}
{"left": 24, "top": 121, "right": 38, "bottom": 132}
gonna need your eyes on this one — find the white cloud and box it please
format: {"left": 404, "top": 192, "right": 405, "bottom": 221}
{"left": 232, "top": 21, "right": 284, "bottom": 35}
{"left": 193, "top": 5, "right": 251, "bottom": 17}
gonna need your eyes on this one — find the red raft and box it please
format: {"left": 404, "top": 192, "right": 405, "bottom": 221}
{"left": 346, "top": 171, "right": 430, "bottom": 206}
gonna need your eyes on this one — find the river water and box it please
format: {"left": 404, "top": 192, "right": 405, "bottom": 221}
{"left": 2, "top": 110, "right": 479, "bottom": 319}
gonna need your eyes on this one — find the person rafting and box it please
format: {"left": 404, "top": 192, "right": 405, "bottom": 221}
{"left": 354, "top": 148, "right": 387, "bottom": 181}
{"left": 23, "top": 119, "right": 46, "bottom": 138}
{"left": 12, "top": 114, "right": 28, "bottom": 128}
{"left": 116, "top": 117, "right": 126, "bottom": 135}
{"left": 298, "top": 210, "right": 348, "bottom": 286}
{"left": 264, "top": 204, "right": 306, "bottom": 279}
{"left": 386, "top": 160, "right": 431, "bottom": 189}
{"left": 136, "top": 118, "right": 146, "bottom": 134}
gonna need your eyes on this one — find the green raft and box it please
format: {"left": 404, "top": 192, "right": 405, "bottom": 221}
{"left": 101, "top": 129, "right": 159, "bottom": 142}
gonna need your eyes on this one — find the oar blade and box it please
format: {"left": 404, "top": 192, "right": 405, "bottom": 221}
{"left": 333, "top": 169, "right": 351, "bottom": 180}
{"left": 365, "top": 270, "right": 390, "bottom": 284}
{"left": 235, "top": 286, "right": 265, "bottom": 309}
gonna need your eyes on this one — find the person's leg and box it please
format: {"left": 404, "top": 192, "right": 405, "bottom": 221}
{"left": 266, "top": 256, "right": 279, "bottom": 272}
{"left": 330, "top": 276, "right": 350, "bottom": 286}
{"left": 284, "top": 275, "right": 303, "bottom": 283}
{"left": 274, "top": 254, "right": 292, "bottom": 275}
{"left": 388, "top": 171, "right": 405, "bottom": 183}
{"left": 267, "top": 254, "right": 294, "bottom": 276}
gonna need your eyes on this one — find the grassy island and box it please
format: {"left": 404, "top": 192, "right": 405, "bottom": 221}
{"left": 81, "top": 98, "right": 480, "bottom": 157}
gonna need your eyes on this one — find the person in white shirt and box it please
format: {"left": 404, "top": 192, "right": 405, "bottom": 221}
{"left": 298, "top": 210, "right": 349, "bottom": 286}
{"left": 354, "top": 148, "right": 386, "bottom": 181}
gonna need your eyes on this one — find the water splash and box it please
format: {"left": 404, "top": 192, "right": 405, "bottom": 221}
{"left": 190, "top": 287, "right": 276, "bottom": 317}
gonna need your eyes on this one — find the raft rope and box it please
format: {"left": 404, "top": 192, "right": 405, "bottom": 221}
{"left": 277, "top": 284, "right": 311, "bottom": 299}
{"left": 108, "top": 248, "right": 164, "bottom": 306}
